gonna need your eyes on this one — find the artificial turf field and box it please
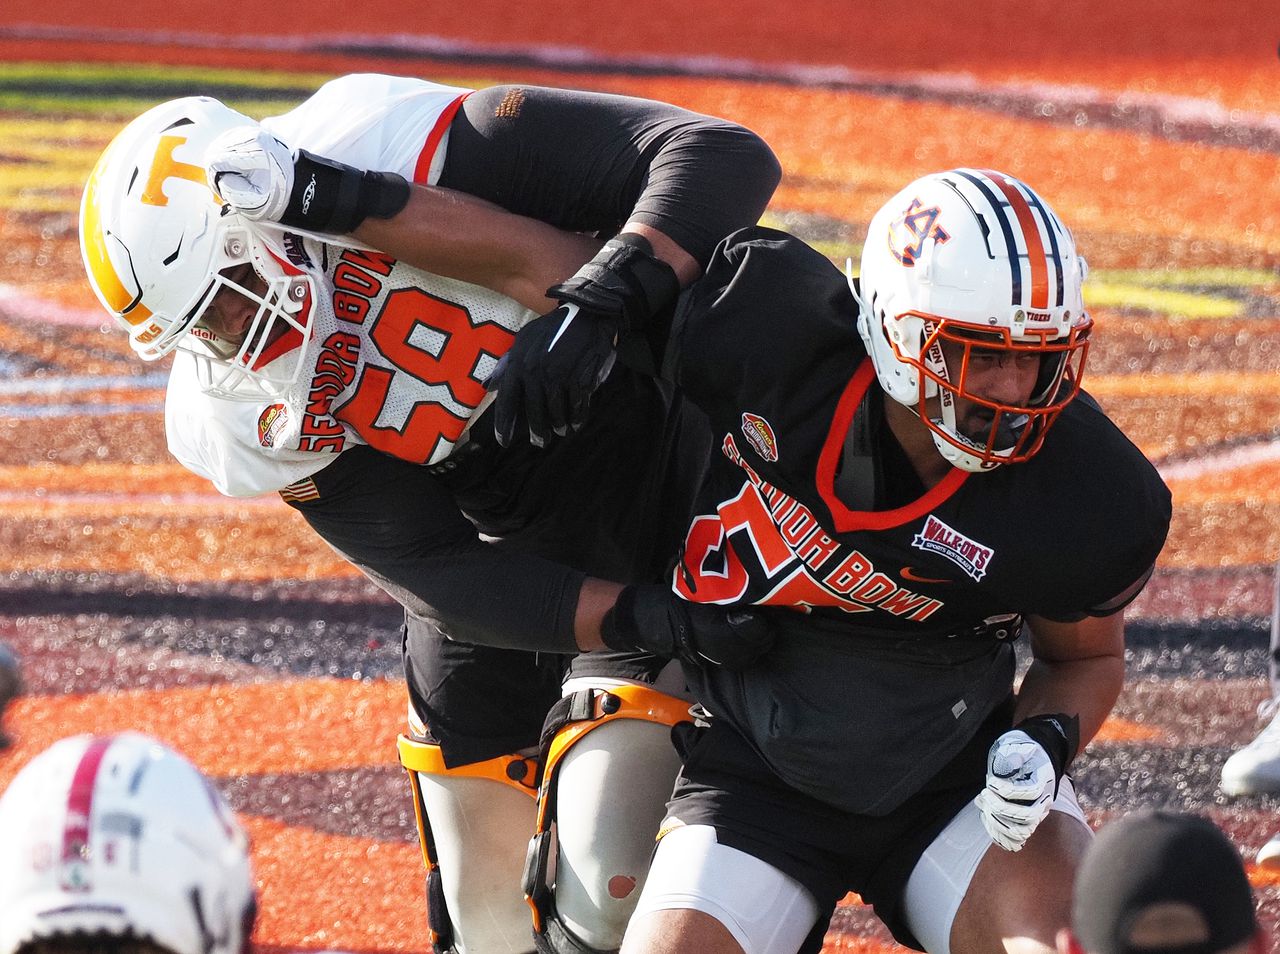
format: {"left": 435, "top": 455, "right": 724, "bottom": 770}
{"left": 0, "top": 3, "right": 1278, "bottom": 950}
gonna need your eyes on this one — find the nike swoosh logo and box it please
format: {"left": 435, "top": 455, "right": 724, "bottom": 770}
{"left": 900, "top": 566, "right": 953, "bottom": 585}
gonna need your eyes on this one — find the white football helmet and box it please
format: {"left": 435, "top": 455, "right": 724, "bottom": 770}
{"left": 0, "top": 732, "right": 256, "bottom": 954}
{"left": 80, "top": 97, "right": 316, "bottom": 400}
{"left": 854, "top": 168, "right": 1092, "bottom": 472}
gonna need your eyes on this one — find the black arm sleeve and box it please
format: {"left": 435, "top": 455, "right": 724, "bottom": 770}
{"left": 437, "top": 84, "right": 782, "bottom": 265}
{"left": 287, "top": 445, "right": 584, "bottom": 653}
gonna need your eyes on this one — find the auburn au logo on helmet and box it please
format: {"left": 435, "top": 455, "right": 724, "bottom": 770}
{"left": 887, "top": 198, "right": 951, "bottom": 266}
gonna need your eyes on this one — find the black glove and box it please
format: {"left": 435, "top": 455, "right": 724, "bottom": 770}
{"left": 599, "top": 584, "right": 774, "bottom": 669}
{"left": 486, "top": 234, "right": 680, "bottom": 448}
{"left": 487, "top": 303, "right": 618, "bottom": 447}
{"left": 548, "top": 234, "right": 681, "bottom": 332}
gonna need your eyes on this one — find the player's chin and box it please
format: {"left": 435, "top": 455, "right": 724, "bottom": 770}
{"left": 956, "top": 414, "right": 996, "bottom": 445}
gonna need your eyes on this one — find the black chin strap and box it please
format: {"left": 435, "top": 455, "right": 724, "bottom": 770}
{"left": 991, "top": 412, "right": 1030, "bottom": 452}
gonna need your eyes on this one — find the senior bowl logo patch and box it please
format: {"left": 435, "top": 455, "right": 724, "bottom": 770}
{"left": 257, "top": 403, "right": 289, "bottom": 448}
{"left": 912, "top": 514, "right": 993, "bottom": 581}
{"left": 741, "top": 412, "right": 779, "bottom": 462}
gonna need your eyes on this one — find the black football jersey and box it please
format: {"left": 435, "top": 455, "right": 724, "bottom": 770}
{"left": 666, "top": 227, "right": 1172, "bottom": 814}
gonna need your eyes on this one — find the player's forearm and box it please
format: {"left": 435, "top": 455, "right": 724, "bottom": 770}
{"left": 354, "top": 185, "right": 604, "bottom": 313}
{"left": 1015, "top": 613, "right": 1126, "bottom": 747}
{"left": 621, "top": 223, "right": 700, "bottom": 286}
{"left": 572, "top": 577, "right": 627, "bottom": 652}
{"left": 1013, "top": 653, "right": 1123, "bottom": 749}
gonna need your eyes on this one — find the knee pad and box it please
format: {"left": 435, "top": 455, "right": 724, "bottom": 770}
{"left": 524, "top": 685, "right": 692, "bottom": 954}
{"left": 398, "top": 735, "right": 539, "bottom": 954}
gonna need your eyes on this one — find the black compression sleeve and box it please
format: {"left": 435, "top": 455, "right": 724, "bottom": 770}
{"left": 438, "top": 85, "right": 781, "bottom": 265}
{"left": 287, "top": 446, "right": 583, "bottom": 653}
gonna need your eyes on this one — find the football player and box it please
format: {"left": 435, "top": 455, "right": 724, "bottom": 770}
{"left": 0, "top": 732, "right": 257, "bottom": 954}
{"left": 237, "top": 166, "right": 1167, "bottom": 954}
{"left": 78, "top": 75, "right": 780, "bottom": 954}
{"left": 612, "top": 171, "right": 1172, "bottom": 954}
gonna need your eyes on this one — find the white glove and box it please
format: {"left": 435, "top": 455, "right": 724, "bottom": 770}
{"left": 205, "top": 126, "right": 295, "bottom": 222}
{"left": 974, "top": 729, "right": 1057, "bottom": 852}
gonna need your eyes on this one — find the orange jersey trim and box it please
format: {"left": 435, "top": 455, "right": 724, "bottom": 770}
{"left": 413, "top": 92, "right": 471, "bottom": 184}
{"left": 817, "top": 359, "right": 969, "bottom": 533}
{"left": 248, "top": 248, "right": 310, "bottom": 371}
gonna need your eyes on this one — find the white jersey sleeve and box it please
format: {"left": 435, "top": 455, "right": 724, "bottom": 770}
{"left": 262, "top": 74, "right": 472, "bottom": 185}
{"left": 164, "top": 351, "right": 337, "bottom": 498}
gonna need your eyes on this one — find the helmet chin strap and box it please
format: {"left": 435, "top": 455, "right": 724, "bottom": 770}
{"left": 992, "top": 412, "right": 1030, "bottom": 449}
{"left": 918, "top": 323, "right": 1031, "bottom": 471}
{"left": 929, "top": 425, "right": 994, "bottom": 472}
{"left": 927, "top": 406, "right": 1030, "bottom": 472}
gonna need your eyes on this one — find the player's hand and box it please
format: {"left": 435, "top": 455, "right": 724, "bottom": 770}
{"left": 599, "top": 584, "right": 774, "bottom": 669}
{"left": 485, "top": 234, "right": 680, "bottom": 447}
{"left": 486, "top": 304, "right": 618, "bottom": 448}
{"left": 974, "top": 729, "right": 1058, "bottom": 851}
{"left": 206, "top": 126, "right": 295, "bottom": 223}
{"left": 206, "top": 127, "right": 410, "bottom": 234}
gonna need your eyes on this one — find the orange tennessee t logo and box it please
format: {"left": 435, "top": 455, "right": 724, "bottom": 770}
{"left": 141, "top": 134, "right": 208, "bottom": 207}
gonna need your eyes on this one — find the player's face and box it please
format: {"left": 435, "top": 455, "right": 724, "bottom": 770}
{"left": 937, "top": 338, "right": 1041, "bottom": 444}
{"left": 197, "top": 263, "right": 288, "bottom": 352}
{"left": 198, "top": 263, "right": 263, "bottom": 343}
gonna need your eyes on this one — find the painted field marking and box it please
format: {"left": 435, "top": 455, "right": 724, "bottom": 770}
{"left": 1093, "top": 717, "right": 1162, "bottom": 743}
{"left": 0, "top": 677, "right": 409, "bottom": 789}
{"left": 246, "top": 815, "right": 424, "bottom": 952}
{"left": 0, "top": 402, "right": 165, "bottom": 419}
{"left": 0, "top": 373, "right": 169, "bottom": 395}
{"left": 0, "top": 282, "right": 120, "bottom": 326}
{"left": 0, "top": 26, "right": 1275, "bottom": 144}
{"left": 1086, "top": 372, "right": 1280, "bottom": 401}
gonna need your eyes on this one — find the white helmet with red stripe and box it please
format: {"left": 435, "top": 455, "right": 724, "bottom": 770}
{"left": 80, "top": 97, "right": 316, "bottom": 400}
{"left": 0, "top": 732, "right": 256, "bottom": 954}
{"left": 854, "top": 168, "right": 1092, "bottom": 471}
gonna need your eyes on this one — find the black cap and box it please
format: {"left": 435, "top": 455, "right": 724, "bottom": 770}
{"left": 1073, "top": 811, "right": 1257, "bottom": 954}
